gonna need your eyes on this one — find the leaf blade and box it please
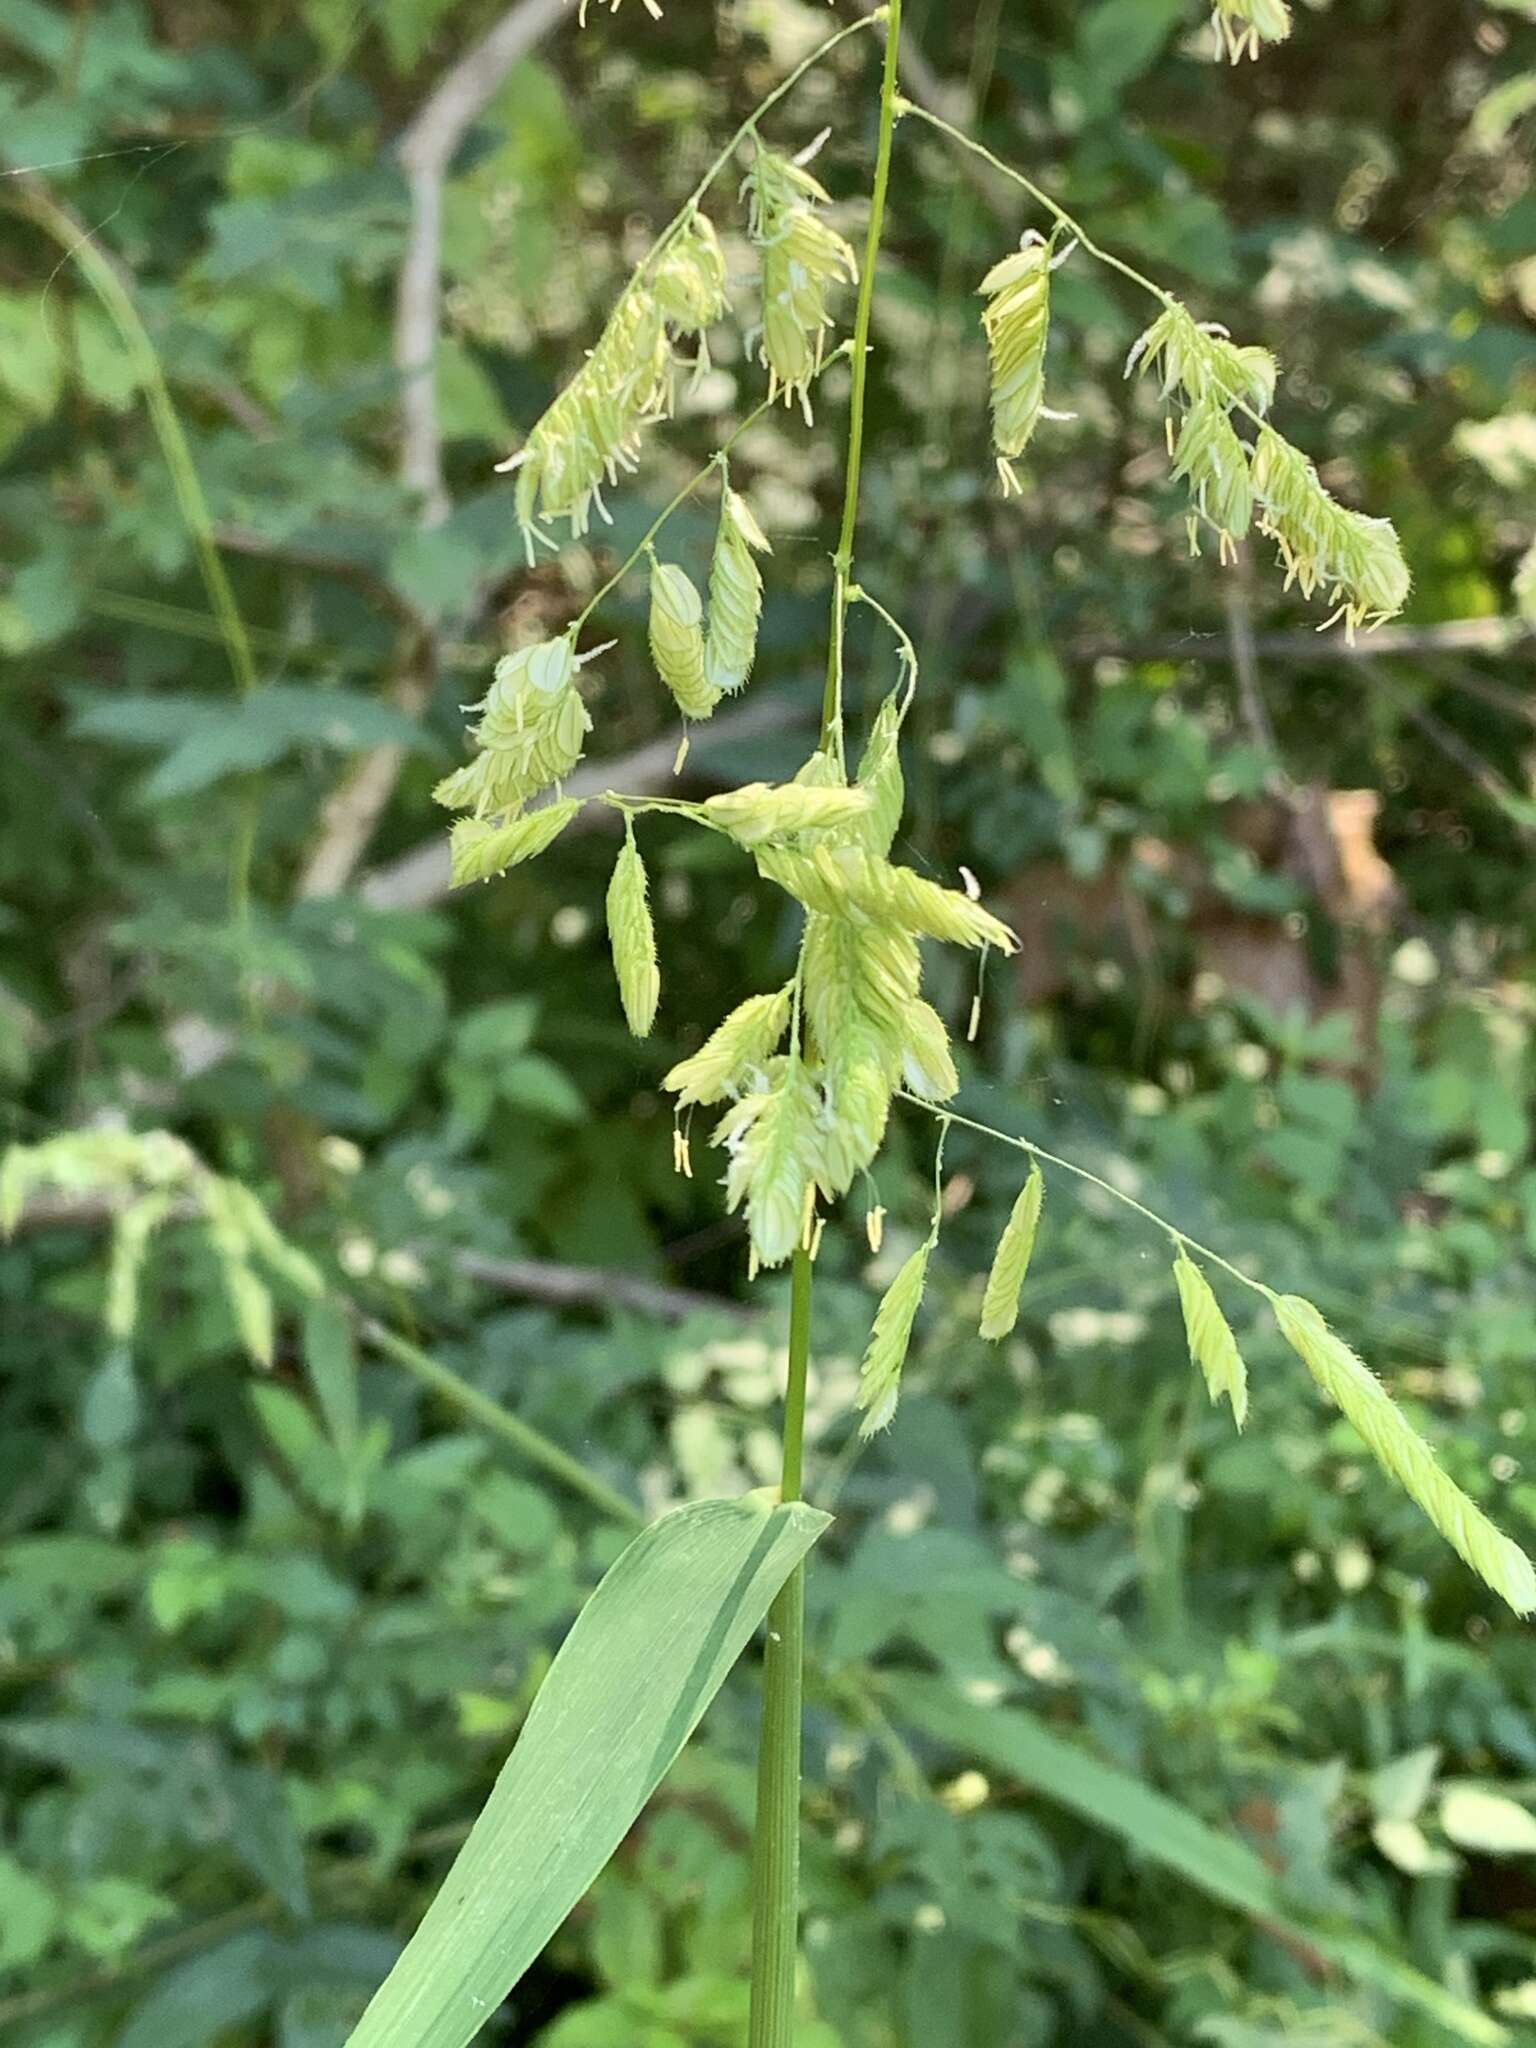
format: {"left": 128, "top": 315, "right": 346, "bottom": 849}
{"left": 346, "top": 1496, "right": 828, "bottom": 2048}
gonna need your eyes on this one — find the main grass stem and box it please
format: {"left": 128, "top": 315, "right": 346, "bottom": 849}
{"left": 746, "top": 1245, "right": 814, "bottom": 2048}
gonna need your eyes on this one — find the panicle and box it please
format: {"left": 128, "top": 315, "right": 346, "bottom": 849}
{"left": 606, "top": 826, "right": 660, "bottom": 1036}
{"left": 979, "top": 1164, "right": 1043, "bottom": 1342}
{"left": 1212, "top": 0, "right": 1292, "bottom": 62}
{"left": 1250, "top": 427, "right": 1411, "bottom": 634}
{"left": 663, "top": 988, "right": 792, "bottom": 1106}
{"left": 979, "top": 234, "right": 1062, "bottom": 494}
{"left": 705, "top": 488, "right": 772, "bottom": 694}
{"left": 1172, "top": 1251, "right": 1248, "bottom": 1428}
{"left": 746, "top": 146, "right": 858, "bottom": 417}
{"left": 856, "top": 1239, "right": 932, "bottom": 1435}
{"left": 1274, "top": 1294, "right": 1536, "bottom": 1615}
{"left": 449, "top": 798, "right": 582, "bottom": 887}
{"left": 648, "top": 559, "right": 718, "bottom": 719}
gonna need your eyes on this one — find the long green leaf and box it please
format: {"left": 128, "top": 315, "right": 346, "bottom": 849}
{"left": 886, "top": 1676, "right": 1507, "bottom": 2048}
{"left": 347, "top": 1496, "right": 828, "bottom": 2048}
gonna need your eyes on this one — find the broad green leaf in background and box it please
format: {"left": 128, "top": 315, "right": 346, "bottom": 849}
{"left": 887, "top": 1677, "right": 1510, "bottom": 2047}
{"left": 346, "top": 1496, "right": 828, "bottom": 2048}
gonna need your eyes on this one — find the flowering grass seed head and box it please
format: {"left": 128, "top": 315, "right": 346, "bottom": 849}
{"left": 651, "top": 215, "right": 730, "bottom": 335}
{"left": 449, "top": 799, "right": 582, "bottom": 887}
{"left": 1274, "top": 1294, "right": 1536, "bottom": 1614}
{"left": 715, "top": 1059, "right": 825, "bottom": 1267}
{"left": 979, "top": 1165, "right": 1043, "bottom": 1341}
{"left": 856, "top": 1240, "right": 932, "bottom": 1435}
{"left": 648, "top": 559, "right": 718, "bottom": 720}
{"left": 704, "top": 780, "right": 872, "bottom": 848}
{"left": 1172, "top": 1251, "right": 1248, "bottom": 1428}
{"left": 900, "top": 1000, "right": 959, "bottom": 1102}
{"left": 1212, "top": 0, "right": 1292, "bottom": 62}
{"left": 746, "top": 146, "right": 858, "bottom": 417}
{"left": 1172, "top": 392, "right": 1254, "bottom": 554}
{"left": 663, "top": 989, "right": 793, "bottom": 1107}
{"left": 606, "top": 827, "right": 660, "bottom": 1036}
{"left": 1251, "top": 427, "right": 1410, "bottom": 633}
{"left": 1127, "top": 302, "right": 1276, "bottom": 416}
{"left": 979, "top": 234, "right": 1065, "bottom": 493}
{"left": 705, "top": 488, "right": 772, "bottom": 694}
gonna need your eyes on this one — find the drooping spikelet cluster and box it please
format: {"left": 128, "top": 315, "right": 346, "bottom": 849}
{"left": 647, "top": 486, "right": 772, "bottom": 720}
{"left": 499, "top": 216, "right": 727, "bottom": 559}
{"left": 0, "top": 1129, "right": 321, "bottom": 1366}
{"left": 978, "top": 234, "right": 1071, "bottom": 494}
{"left": 650, "top": 711, "right": 1017, "bottom": 1273}
{"left": 1127, "top": 299, "right": 1408, "bottom": 632}
{"left": 1211, "top": 0, "right": 1292, "bottom": 63}
{"left": 745, "top": 146, "right": 860, "bottom": 417}
{"left": 436, "top": 636, "right": 593, "bottom": 888}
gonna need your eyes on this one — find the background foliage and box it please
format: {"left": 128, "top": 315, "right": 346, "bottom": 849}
{"left": 3, "top": 0, "right": 1536, "bottom": 2042}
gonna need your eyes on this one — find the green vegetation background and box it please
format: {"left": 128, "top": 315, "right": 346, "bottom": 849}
{"left": 3, "top": 1, "right": 1536, "bottom": 2042}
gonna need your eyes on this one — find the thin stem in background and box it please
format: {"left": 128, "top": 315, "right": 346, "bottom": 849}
{"left": 746, "top": 1245, "right": 814, "bottom": 2048}
{"left": 820, "top": 0, "right": 905, "bottom": 765}
{"left": 359, "top": 1314, "right": 643, "bottom": 1528}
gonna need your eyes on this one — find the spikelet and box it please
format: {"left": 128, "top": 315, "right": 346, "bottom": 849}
{"left": 978, "top": 1166, "right": 1043, "bottom": 1341}
{"left": 705, "top": 489, "right": 772, "bottom": 694}
{"left": 1273, "top": 1294, "right": 1536, "bottom": 1614}
{"left": 436, "top": 636, "right": 593, "bottom": 819}
{"left": 650, "top": 215, "right": 729, "bottom": 335}
{"left": 979, "top": 234, "right": 1062, "bottom": 493}
{"left": 449, "top": 799, "right": 582, "bottom": 887}
{"left": 1171, "top": 392, "right": 1254, "bottom": 556}
{"left": 606, "top": 826, "right": 660, "bottom": 1036}
{"left": 880, "top": 863, "right": 1018, "bottom": 953}
{"left": 664, "top": 988, "right": 792, "bottom": 1106}
{"left": 1172, "top": 1251, "right": 1248, "bottom": 1428}
{"left": 649, "top": 559, "right": 718, "bottom": 720}
{"left": 853, "top": 693, "right": 905, "bottom": 856}
{"left": 1127, "top": 302, "right": 1277, "bottom": 416}
{"left": 856, "top": 1240, "right": 932, "bottom": 1435}
{"left": 714, "top": 1061, "right": 824, "bottom": 1267}
{"left": 105, "top": 1192, "right": 175, "bottom": 1341}
{"left": 704, "top": 780, "right": 871, "bottom": 847}
{"left": 1515, "top": 539, "right": 1536, "bottom": 626}
{"left": 746, "top": 147, "right": 858, "bottom": 416}
{"left": 502, "top": 288, "right": 674, "bottom": 557}
{"left": 1212, "top": 0, "right": 1291, "bottom": 62}
{"left": 755, "top": 843, "right": 1018, "bottom": 954}
{"left": 818, "top": 1026, "right": 895, "bottom": 1195}
{"left": 1250, "top": 427, "right": 1410, "bottom": 634}
{"left": 900, "top": 1000, "right": 959, "bottom": 1102}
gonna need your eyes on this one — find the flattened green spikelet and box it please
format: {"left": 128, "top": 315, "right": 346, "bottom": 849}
{"left": 1274, "top": 1294, "right": 1536, "bottom": 1614}
{"left": 979, "top": 1165, "right": 1043, "bottom": 1341}
{"left": 648, "top": 560, "right": 717, "bottom": 719}
{"left": 449, "top": 800, "right": 581, "bottom": 887}
{"left": 663, "top": 988, "right": 791, "bottom": 1106}
{"left": 1172, "top": 1250, "right": 1248, "bottom": 1428}
{"left": 606, "top": 827, "right": 660, "bottom": 1036}
{"left": 857, "top": 1240, "right": 932, "bottom": 1435}
{"left": 978, "top": 235, "right": 1060, "bottom": 494}
{"left": 705, "top": 489, "right": 771, "bottom": 695}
